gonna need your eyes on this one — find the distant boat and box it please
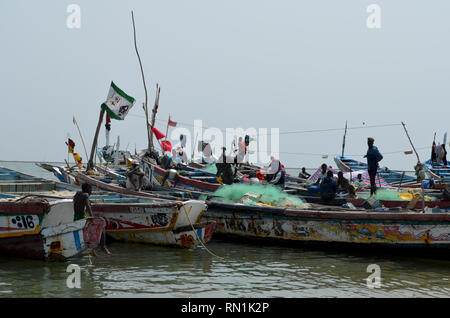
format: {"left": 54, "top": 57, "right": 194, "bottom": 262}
{"left": 424, "top": 160, "right": 450, "bottom": 183}
{"left": 334, "top": 155, "right": 417, "bottom": 185}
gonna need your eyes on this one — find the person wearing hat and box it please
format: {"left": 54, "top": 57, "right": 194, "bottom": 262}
{"left": 126, "top": 160, "right": 145, "bottom": 191}
{"left": 364, "top": 137, "right": 383, "bottom": 195}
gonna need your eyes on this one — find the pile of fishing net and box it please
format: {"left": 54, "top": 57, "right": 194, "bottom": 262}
{"left": 211, "top": 183, "right": 306, "bottom": 208}
{"left": 356, "top": 188, "right": 436, "bottom": 202}
{"left": 203, "top": 164, "right": 218, "bottom": 174}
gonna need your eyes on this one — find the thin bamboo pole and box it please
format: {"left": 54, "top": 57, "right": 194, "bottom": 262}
{"left": 131, "top": 11, "right": 152, "bottom": 152}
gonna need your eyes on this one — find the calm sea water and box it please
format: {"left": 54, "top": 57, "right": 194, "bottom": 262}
{"left": 0, "top": 161, "right": 449, "bottom": 298}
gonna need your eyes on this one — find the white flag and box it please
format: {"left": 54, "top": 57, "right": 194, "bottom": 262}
{"left": 101, "top": 81, "right": 135, "bottom": 120}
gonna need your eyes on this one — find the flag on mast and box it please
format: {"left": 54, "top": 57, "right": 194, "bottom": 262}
{"left": 151, "top": 126, "right": 166, "bottom": 140}
{"left": 168, "top": 115, "right": 177, "bottom": 127}
{"left": 101, "top": 81, "right": 136, "bottom": 120}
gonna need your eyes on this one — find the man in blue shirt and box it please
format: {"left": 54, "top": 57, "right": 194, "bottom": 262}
{"left": 364, "top": 137, "right": 383, "bottom": 195}
{"left": 320, "top": 170, "right": 338, "bottom": 202}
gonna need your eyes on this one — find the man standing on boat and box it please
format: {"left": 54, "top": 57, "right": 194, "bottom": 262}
{"left": 73, "top": 183, "right": 111, "bottom": 255}
{"left": 364, "top": 137, "right": 383, "bottom": 195}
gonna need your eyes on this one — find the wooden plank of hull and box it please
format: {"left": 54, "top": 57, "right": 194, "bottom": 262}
{"left": 107, "top": 220, "right": 216, "bottom": 248}
{"left": 91, "top": 200, "right": 208, "bottom": 247}
{"left": 147, "top": 163, "right": 219, "bottom": 192}
{"left": 348, "top": 198, "right": 450, "bottom": 210}
{"left": 0, "top": 218, "right": 104, "bottom": 260}
{"left": 202, "top": 203, "right": 450, "bottom": 248}
{"left": 74, "top": 171, "right": 174, "bottom": 200}
{"left": 42, "top": 218, "right": 105, "bottom": 261}
{"left": 0, "top": 234, "right": 45, "bottom": 259}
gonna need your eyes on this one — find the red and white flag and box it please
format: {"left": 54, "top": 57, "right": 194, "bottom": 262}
{"left": 168, "top": 115, "right": 177, "bottom": 127}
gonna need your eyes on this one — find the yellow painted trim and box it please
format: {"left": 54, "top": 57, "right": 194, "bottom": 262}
{"left": 0, "top": 225, "right": 40, "bottom": 238}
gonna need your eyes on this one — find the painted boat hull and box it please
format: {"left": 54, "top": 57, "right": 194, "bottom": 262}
{"left": 73, "top": 171, "right": 216, "bottom": 248}
{"left": 91, "top": 199, "right": 215, "bottom": 248}
{"left": 348, "top": 198, "right": 450, "bottom": 210}
{"left": 202, "top": 201, "right": 450, "bottom": 249}
{"left": 142, "top": 160, "right": 220, "bottom": 193}
{"left": 0, "top": 200, "right": 104, "bottom": 260}
{"left": 334, "top": 156, "right": 417, "bottom": 185}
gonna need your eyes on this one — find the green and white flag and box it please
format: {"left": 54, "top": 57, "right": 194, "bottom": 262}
{"left": 101, "top": 81, "right": 136, "bottom": 120}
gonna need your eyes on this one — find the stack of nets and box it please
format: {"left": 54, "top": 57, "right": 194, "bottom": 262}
{"left": 356, "top": 188, "right": 436, "bottom": 202}
{"left": 211, "top": 183, "right": 306, "bottom": 208}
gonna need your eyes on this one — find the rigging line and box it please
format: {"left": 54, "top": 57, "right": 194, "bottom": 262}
{"left": 254, "top": 146, "right": 430, "bottom": 157}
{"left": 127, "top": 114, "right": 402, "bottom": 136}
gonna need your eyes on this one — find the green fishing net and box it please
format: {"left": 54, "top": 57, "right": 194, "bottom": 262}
{"left": 203, "top": 164, "right": 217, "bottom": 174}
{"left": 211, "top": 183, "right": 305, "bottom": 208}
{"left": 356, "top": 188, "right": 436, "bottom": 201}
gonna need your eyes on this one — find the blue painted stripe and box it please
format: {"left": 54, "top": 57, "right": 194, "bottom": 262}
{"left": 73, "top": 230, "right": 82, "bottom": 251}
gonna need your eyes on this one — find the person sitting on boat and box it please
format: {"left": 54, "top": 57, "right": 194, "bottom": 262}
{"left": 161, "top": 153, "right": 173, "bottom": 170}
{"left": 337, "top": 171, "right": 356, "bottom": 198}
{"left": 353, "top": 173, "right": 367, "bottom": 190}
{"left": 73, "top": 183, "right": 110, "bottom": 255}
{"left": 314, "top": 163, "right": 328, "bottom": 185}
{"left": 320, "top": 170, "right": 338, "bottom": 203}
{"left": 216, "top": 147, "right": 236, "bottom": 185}
{"left": 262, "top": 157, "right": 285, "bottom": 187}
{"left": 298, "top": 167, "right": 311, "bottom": 179}
{"left": 264, "top": 156, "right": 280, "bottom": 181}
{"left": 126, "top": 160, "right": 145, "bottom": 191}
{"left": 364, "top": 137, "right": 383, "bottom": 196}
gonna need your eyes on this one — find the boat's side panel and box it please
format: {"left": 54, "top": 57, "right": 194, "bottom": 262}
{"left": 92, "top": 206, "right": 178, "bottom": 234}
{"left": 41, "top": 218, "right": 105, "bottom": 260}
{"left": 41, "top": 200, "right": 75, "bottom": 228}
{"left": 0, "top": 234, "right": 45, "bottom": 259}
{"left": 203, "top": 208, "right": 450, "bottom": 247}
{"left": 173, "top": 200, "right": 207, "bottom": 228}
{"left": 0, "top": 214, "right": 42, "bottom": 238}
{"left": 146, "top": 163, "right": 219, "bottom": 192}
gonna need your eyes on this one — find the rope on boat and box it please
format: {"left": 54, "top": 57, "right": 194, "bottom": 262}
{"left": 181, "top": 205, "right": 224, "bottom": 260}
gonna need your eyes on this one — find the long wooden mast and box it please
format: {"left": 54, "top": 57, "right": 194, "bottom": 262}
{"left": 87, "top": 108, "right": 105, "bottom": 171}
{"left": 131, "top": 11, "right": 152, "bottom": 153}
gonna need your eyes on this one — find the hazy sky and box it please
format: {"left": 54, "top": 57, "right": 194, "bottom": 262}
{"left": 1, "top": 0, "right": 449, "bottom": 170}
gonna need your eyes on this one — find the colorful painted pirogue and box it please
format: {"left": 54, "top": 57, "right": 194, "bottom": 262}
{"left": 0, "top": 166, "right": 106, "bottom": 260}
{"left": 72, "top": 171, "right": 216, "bottom": 248}
{"left": 3, "top": 166, "right": 215, "bottom": 249}
{"left": 202, "top": 201, "right": 450, "bottom": 249}
{"left": 334, "top": 155, "right": 417, "bottom": 185}
{"left": 0, "top": 198, "right": 105, "bottom": 260}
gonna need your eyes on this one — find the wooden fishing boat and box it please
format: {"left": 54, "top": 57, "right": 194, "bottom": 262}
{"left": 424, "top": 159, "right": 450, "bottom": 183}
{"left": 72, "top": 171, "right": 216, "bottom": 248}
{"left": 0, "top": 197, "right": 105, "bottom": 260}
{"left": 141, "top": 158, "right": 220, "bottom": 192}
{"left": 0, "top": 166, "right": 107, "bottom": 260}
{"left": 36, "top": 163, "right": 78, "bottom": 185}
{"left": 201, "top": 201, "right": 450, "bottom": 249}
{"left": 334, "top": 155, "right": 417, "bottom": 186}
{"left": 89, "top": 193, "right": 215, "bottom": 248}
{"left": 4, "top": 166, "right": 215, "bottom": 249}
{"left": 1, "top": 166, "right": 79, "bottom": 194}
